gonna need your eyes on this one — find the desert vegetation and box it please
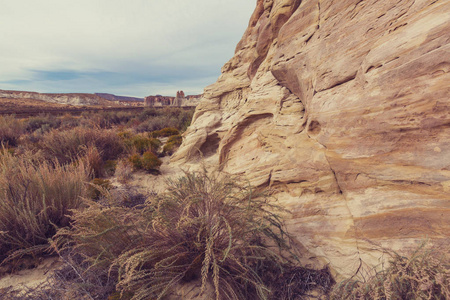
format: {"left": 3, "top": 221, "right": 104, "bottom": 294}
{"left": 0, "top": 107, "right": 448, "bottom": 300}
{"left": 330, "top": 241, "right": 450, "bottom": 299}
{"left": 0, "top": 108, "right": 193, "bottom": 267}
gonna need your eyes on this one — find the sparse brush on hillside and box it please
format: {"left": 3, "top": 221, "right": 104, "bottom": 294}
{"left": 134, "top": 108, "right": 194, "bottom": 133}
{"left": 0, "top": 116, "right": 25, "bottom": 147}
{"left": 0, "top": 150, "right": 89, "bottom": 264}
{"left": 330, "top": 241, "right": 450, "bottom": 300}
{"left": 122, "top": 134, "right": 161, "bottom": 155}
{"left": 24, "top": 114, "right": 61, "bottom": 133}
{"left": 37, "top": 127, "right": 125, "bottom": 166}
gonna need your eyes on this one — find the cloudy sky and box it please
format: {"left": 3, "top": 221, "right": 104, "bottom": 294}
{"left": 0, "top": 0, "right": 256, "bottom": 97}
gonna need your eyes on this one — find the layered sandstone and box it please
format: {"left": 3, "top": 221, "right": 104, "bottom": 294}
{"left": 173, "top": 0, "right": 450, "bottom": 277}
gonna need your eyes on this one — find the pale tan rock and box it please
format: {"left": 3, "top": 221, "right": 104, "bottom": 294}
{"left": 173, "top": 0, "right": 450, "bottom": 277}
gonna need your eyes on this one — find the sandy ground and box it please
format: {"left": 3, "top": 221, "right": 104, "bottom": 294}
{"left": 0, "top": 257, "right": 61, "bottom": 295}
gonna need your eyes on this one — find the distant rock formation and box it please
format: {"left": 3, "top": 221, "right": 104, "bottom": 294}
{"left": 173, "top": 0, "right": 450, "bottom": 277}
{"left": 95, "top": 93, "right": 144, "bottom": 102}
{"left": 0, "top": 90, "right": 124, "bottom": 106}
{"left": 144, "top": 91, "right": 201, "bottom": 107}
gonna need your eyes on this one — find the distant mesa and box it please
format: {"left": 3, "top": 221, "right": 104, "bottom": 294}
{"left": 144, "top": 90, "right": 201, "bottom": 107}
{"left": 0, "top": 89, "right": 201, "bottom": 108}
{"left": 95, "top": 93, "right": 144, "bottom": 103}
{"left": 0, "top": 89, "right": 143, "bottom": 107}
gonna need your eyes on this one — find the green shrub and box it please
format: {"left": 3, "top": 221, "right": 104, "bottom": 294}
{"left": 330, "top": 241, "right": 450, "bottom": 300}
{"left": 150, "top": 127, "right": 180, "bottom": 138}
{"left": 141, "top": 151, "right": 162, "bottom": 171}
{"left": 162, "top": 134, "right": 182, "bottom": 156}
{"left": 128, "top": 151, "right": 162, "bottom": 173}
{"left": 128, "top": 153, "right": 143, "bottom": 170}
{"left": 126, "top": 135, "right": 161, "bottom": 155}
{"left": 0, "top": 150, "right": 89, "bottom": 263}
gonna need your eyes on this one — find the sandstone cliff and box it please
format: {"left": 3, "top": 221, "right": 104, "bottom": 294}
{"left": 173, "top": 0, "right": 450, "bottom": 277}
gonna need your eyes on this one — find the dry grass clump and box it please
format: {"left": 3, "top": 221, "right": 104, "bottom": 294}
{"left": 115, "top": 158, "right": 134, "bottom": 183}
{"left": 113, "top": 171, "right": 292, "bottom": 300}
{"left": 0, "top": 150, "right": 89, "bottom": 264}
{"left": 55, "top": 202, "right": 143, "bottom": 272}
{"left": 53, "top": 170, "right": 302, "bottom": 300}
{"left": 0, "top": 116, "right": 25, "bottom": 147}
{"left": 330, "top": 241, "right": 450, "bottom": 299}
{"left": 37, "top": 127, "right": 125, "bottom": 165}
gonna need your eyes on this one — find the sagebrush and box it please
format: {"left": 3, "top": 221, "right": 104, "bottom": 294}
{"left": 0, "top": 150, "right": 89, "bottom": 264}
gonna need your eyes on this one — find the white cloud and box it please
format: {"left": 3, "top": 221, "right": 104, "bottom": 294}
{"left": 0, "top": 0, "right": 256, "bottom": 96}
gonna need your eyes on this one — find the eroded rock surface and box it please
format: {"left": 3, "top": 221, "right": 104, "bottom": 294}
{"left": 173, "top": 0, "right": 450, "bottom": 277}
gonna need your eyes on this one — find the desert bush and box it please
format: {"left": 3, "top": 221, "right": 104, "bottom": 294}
{"left": 59, "top": 113, "right": 81, "bottom": 129}
{"left": 128, "top": 151, "right": 162, "bottom": 173}
{"left": 0, "top": 116, "right": 25, "bottom": 147}
{"left": 137, "top": 108, "right": 160, "bottom": 121}
{"left": 0, "top": 150, "right": 89, "bottom": 263}
{"left": 128, "top": 153, "right": 143, "bottom": 170}
{"left": 134, "top": 115, "right": 177, "bottom": 133}
{"left": 56, "top": 202, "right": 141, "bottom": 269}
{"left": 113, "top": 171, "right": 292, "bottom": 300}
{"left": 37, "top": 127, "right": 125, "bottom": 165}
{"left": 330, "top": 241, "right": 450, "bottom": 300}
{"left": 141, "top": 151, "right": 162, "bottom": 171}
{"left": 80, "top": 145, "right": 104, "bottom": 178}
{"left": 123, "top": 134, "right": 161, "bottom": 155}
{"left": 24, "top": 114, "right": 61, "bottom": 133}
{"left": 133, "top": 107, "right": 194, "bottom": 133}
{"left": 162, "top": 134, "right": 182, "bottom": 156}
{"left": 150, "top": 127, "right": 180, "bottom": 138}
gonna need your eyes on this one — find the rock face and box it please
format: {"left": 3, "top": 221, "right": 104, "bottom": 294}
{"left": 173, "top": 0, "right": 450, "bottom": 277}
